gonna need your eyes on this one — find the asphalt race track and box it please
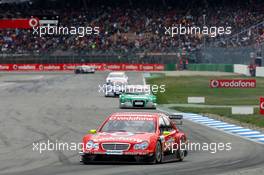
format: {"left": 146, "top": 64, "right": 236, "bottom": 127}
{"left": 0, "top": 72, "right": 264, "bottom": 175}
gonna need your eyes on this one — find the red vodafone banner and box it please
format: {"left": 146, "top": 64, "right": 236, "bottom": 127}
{"left": 0, "top": 18, "right": 39, "bottom": 29}
{"left": 0, "top": 63, "right": 164, "bottom": 72}
{"left": 260, "top": 97, "right": 264, "bottom": 115}
{"left": 210, "top": 79, "right": 256, "bottom": 88}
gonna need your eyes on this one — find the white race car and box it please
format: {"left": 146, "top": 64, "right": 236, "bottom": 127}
{"left": 106, "top": 72, "right": 128, "bottom": 84}
{"left": 74, "top": 65, "right": 95, "bottom": 74}
{"left": 104, "top": 81, "right": 127, "bottom": 97}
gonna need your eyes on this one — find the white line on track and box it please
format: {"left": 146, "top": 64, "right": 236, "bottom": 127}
{"left": 238, "top": 131, "right": 261, "bottom": 135}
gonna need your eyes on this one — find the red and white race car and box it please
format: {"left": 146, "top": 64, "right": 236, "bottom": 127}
{"left": 80, "top": 112, "right": 188, "bottom": 164}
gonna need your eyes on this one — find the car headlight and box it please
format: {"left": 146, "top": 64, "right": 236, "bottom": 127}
{"left": 134, "top": 141, "right": 149, "bottom": 150}
{"left": 120, "top": 97, "right": 129, "bottom": 103}
{"left": 86, "top": 140, "right": 94, "bottom": 149}
{"left": 86, "top": 140, "right": 99, "bottom": 150}
{"left": 124, "top": 98, "right": 131, "bottom": 102}
{"left": 93, "top": 143, "right": 99, "bottom": 149}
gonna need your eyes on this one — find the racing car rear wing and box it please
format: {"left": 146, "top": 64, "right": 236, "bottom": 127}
{"left": 168, "top": 113, "right": 183, "bottom": 125}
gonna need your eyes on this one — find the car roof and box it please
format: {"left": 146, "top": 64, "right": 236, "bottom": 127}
{"left": 109, "top": 112, "right": 163, "bottom": 119}
{"left": 125, "top": 85, "right": 150, "bottom": 88}
{"left": 109, "top": 72, "right": 125, "bottom": 75}
{"left": 125, "top": 85, "right": 150, "bottom": 91}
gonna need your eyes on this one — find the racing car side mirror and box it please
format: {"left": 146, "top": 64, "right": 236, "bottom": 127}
{"left": 89, "top": 129, "right": 97, "bottom": 134}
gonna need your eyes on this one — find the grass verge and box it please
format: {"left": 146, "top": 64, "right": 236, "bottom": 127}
{"left": 147, "top": 76, "right": 264, "bottom": 105}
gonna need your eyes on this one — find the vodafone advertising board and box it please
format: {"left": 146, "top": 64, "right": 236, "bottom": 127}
{"left": 260, "top": 97, "right": 264, "bottom": 115}
{"left": 0, "top": 63, "right": 164, "bottom": 72}
{"left": 210, "top": 79, "right": 256, "bottom": 88}
{"left": 0, "top": 18, "right": 39, "bottom": 29}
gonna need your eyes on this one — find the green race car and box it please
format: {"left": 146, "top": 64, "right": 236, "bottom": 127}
{"left": 119, "top": 85, "right": 157, "bottom": 109}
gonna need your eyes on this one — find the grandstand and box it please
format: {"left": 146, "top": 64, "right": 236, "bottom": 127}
{"left": 0, "top": 0, "right": 263, "bottom": 64}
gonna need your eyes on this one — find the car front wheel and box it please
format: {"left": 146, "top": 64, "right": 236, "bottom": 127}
{"left": 154, "top": 141, "right": 163, "bottom": 163}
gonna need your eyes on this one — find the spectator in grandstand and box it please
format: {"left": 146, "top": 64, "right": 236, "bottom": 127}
{"left": 0, "top": 0, "right": 264, "bottom": 56}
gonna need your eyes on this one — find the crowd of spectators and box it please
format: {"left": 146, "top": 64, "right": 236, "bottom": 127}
{"left": 0, "top": 0, "right": 264, "bottom": 55}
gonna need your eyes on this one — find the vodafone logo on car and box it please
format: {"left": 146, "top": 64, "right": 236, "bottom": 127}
{"left": 210, "top": 79, "right": 256, "bottom": 88}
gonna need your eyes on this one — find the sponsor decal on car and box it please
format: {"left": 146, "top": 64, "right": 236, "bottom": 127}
{"left": 260, "top": 97, "right": 264, "bottom": 115}
{"left": 106, "top": 150, "right": 123, "bottom": 155}
{"left": 109, "top": 116, "right": 155, "bottom": 121}
{"left": 210, "top": 79, "right": 256, "bottom": 88}
{"left": 110, "top": 132, "right": 135, "bottom": 137}
{"left": 134, "top": 101, "right": 144, "bottom": 105}
{"left": 93, "top": 137, "right": 142, "bottom": 143}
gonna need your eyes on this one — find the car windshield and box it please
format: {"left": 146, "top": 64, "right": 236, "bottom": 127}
{"left": 100, "top": 120, "right": 156, "bottom": 133}
{"left": 125, "top": 91, "right": 149, "bottom": 95}
{"left": 124, "top": 88, "right": 150, "bottom": 95}
{"left": 108, "top": 81, "right": 126, "bottom": 86}
{"left": 108, "top": 74, "right": 124, "bottom": 78}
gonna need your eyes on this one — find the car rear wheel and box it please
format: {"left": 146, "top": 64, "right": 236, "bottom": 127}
{"left": 177, "top": 138, "right": 186, "bottom": 161}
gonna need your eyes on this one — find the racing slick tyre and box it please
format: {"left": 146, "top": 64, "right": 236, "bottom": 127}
{"left": 147, "top": 141, "right": 163, "bottom": 164}
{"left": 176, "top": 138, "right": 186, "bottom": 161}
{"left": 154, "top": 141, "right": 163, "bottom": 163}
{"left": 138, "top": 141, "right": 163, "bottom": 164}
